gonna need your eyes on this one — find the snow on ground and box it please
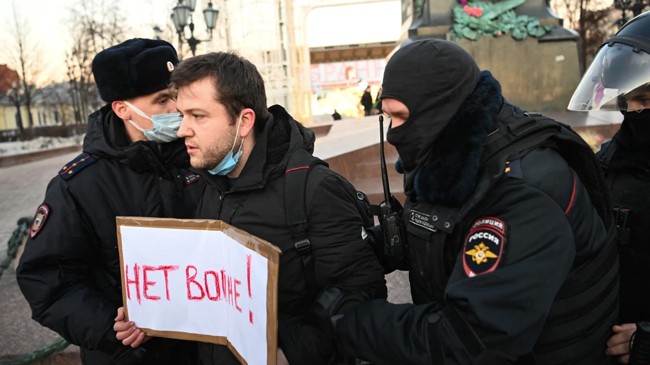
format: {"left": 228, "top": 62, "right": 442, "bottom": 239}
{"left": 0, "top": 135, "right": 84, "bottom": 157}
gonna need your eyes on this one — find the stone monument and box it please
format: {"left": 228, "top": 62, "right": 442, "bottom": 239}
{"left": 400, "top": 0, "right": 581, "bottom": 112}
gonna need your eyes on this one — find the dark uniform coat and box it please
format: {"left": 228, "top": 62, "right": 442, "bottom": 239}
{"left": 335, "top": 73, "right": 618, "bottom": 365}
{"left": 195, "top": 105, "right": 386, "bottom": 365}
{"left": 17, "top": 104, "right": 202, "bottom": 365}
{"left": 598, "top": 110, "right": 650, "bottom": 323}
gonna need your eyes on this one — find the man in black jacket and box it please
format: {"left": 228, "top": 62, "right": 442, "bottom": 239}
{"left": 115, "top": 52, "right": 386, "bottom": 365}
{"left": 568, "top": 12, "right": 650, "bottom": 363}
{"left": 16, "top": 38, "right": 201, "bottom": 365}
{"left": 361, "top": 86, "right": 373, "bottom": 116}
{"left": 325, "top": 39, "right": 618, "bottom": 364}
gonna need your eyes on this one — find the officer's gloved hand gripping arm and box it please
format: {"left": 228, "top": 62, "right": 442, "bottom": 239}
{"left": 331, "top": 300, "right": 516, "bottom": 365}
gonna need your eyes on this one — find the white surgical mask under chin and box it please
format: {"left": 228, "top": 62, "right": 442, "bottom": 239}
{"left": 208, "top": 117, "right": 244, "bottom": 176}
{"left": 123, "top": 100, "right": 182, "bottom": 143}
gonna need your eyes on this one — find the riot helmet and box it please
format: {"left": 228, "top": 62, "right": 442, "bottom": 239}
{"left": 568, "top": 11, "right": 650, "bottom": 111}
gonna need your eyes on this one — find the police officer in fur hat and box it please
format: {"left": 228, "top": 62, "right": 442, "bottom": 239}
{"left": 17, "top": 38, "right": 201, "bottom": 365}
{"left": 317, "top": 39, "right": 618, "bottom": 364}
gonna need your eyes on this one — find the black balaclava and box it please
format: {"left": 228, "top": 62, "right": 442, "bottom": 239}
{"left": 383, "top": 39, "right": 481, "bottom": 180}
{"left": 617, "top": 84, "right": 650, "bottom": 150}
{"left": 620, "top": 109, "right": 650, "bottom": 149}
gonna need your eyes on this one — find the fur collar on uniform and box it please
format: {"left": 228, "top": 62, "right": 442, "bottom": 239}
{"left": 83, "top": 104, "right": 190, "bottom": 174}
{"left": 411, "top": 71, "right": 503, "bottom": 206}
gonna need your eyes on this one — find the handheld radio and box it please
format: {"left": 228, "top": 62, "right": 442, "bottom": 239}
{"left": 378, "top": 115, "right": 407, "bottom": 263}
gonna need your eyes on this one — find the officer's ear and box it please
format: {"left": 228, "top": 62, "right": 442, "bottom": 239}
{"left": 112, "top": 101, "right": 131, "bottom": 121}
{"left": 239, "top": 108, "right": 255, "bottom": 139}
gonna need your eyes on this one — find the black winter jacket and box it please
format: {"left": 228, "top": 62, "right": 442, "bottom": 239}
{"left": 335, "top": 75, "right": 617, "bottom": 365}
{"left": 195, "top": 105, "right": 386, "bottom": 365}
{"left": 16, "top": 104, "right": 202, "bottom": 365}
{"left": 598, "top": 113, "right": 650, "bottom": 323}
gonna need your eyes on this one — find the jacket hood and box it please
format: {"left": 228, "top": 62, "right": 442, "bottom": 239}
{"left": 83, "top": 104, "right": 189, "bottom": 173}
{"left": 228, "top": 104, "right": 315, "bottom": 189}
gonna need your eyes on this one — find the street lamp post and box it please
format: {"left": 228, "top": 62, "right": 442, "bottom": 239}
{"left": 171, "top": 0, "right": 219, "bottom": 57}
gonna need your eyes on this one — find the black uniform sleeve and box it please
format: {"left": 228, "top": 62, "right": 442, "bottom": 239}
{"left": 444, "top": 178, "right": 576, "bottom": 356}
{"left": 308, "top": 171, "right": 386, "bottom": 295}
{"left": 336, "top": 299, "right": 435, "bottom": 365}
{"left": 16, "top": 178, "right": 124, "bottom": 356}
{"left": 280, "top": 170, "right": 387, "bottom": 365}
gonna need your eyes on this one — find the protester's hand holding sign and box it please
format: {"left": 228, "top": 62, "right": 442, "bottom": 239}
{"left": 114, "top": 307, "right": 149, "bottom": 348}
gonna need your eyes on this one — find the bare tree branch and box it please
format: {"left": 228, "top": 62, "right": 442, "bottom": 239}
{"left": 65, "top": 0, "right": 127, "bottom": 123}
{"left": 550, "top": 0, "right": 628, "bottom": 70}
{"left": 5, "top": 2, "right": 45, "bottom": 134}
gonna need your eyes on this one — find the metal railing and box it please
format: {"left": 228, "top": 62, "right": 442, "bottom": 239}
{"left": 0, "top": 217, "right": 70, "bottom": 365}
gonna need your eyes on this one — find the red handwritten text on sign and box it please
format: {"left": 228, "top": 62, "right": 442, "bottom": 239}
{"left": 124, "top": 254, "right": 254, "bottom": 323}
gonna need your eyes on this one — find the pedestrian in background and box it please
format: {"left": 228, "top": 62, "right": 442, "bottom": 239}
{"left": 16, "top": 38, "right": 201, "bottom": 365}
{"left": 319, "top": 39, "right": 618, "bottom": 365}
{"left": 569, "top": 11, "right": 650, "bottom": 364}
{"left": 332, "top": 109, "right": 342, "bottom": 120}
{"left": 114, "top": 51, "right": 386, "bottom": 365}
{"left": 360, "top": 85, "right": 373, "bottom": 116}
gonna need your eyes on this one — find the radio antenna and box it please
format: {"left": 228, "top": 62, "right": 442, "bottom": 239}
{"left": 378, "top": 115, "right": 391, "bottom": 204}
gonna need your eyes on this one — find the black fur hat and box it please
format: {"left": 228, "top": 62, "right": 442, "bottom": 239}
{"left": 92, "top": 38, "right": 179, "bottom": 102}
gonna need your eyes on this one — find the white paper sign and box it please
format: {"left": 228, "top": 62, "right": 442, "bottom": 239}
{"left": 117, "top": 217, "right": 280, "bottom": 365}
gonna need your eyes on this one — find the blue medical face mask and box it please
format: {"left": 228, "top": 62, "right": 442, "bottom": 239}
{"left": 208, "top": 116, "right": 244, "bottom": 176}
{"left": 123, "top": 101, "right": 182, "bottom": 143}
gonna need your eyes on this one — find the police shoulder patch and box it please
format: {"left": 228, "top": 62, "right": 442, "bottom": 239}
{"left": 463, "top": 216, "right": 506, "bottom": 277}
{"left": 30, "top": 203, "right": 50, "bottom": 239}
{"left": 58, "top": 153, "right": 96, "bottom": 181}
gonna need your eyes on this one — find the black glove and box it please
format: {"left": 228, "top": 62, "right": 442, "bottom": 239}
{"left": 366, "top": 224, "right": 408, "bottom": 273}
{"left": 311, "top": 286, "right": 369, "bottom": 338}
{"left": 366, "top": 225, "right": 386, "bottom": 263}
{"left": 278, "top": 318, "right": 337, "bottom": 365}
{"left": 114, "top": 346, "right": 148, "bottom": 365}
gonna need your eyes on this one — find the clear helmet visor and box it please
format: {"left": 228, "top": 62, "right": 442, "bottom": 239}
{"left": 568, "top": 43, "right": 650, "bottom": 111}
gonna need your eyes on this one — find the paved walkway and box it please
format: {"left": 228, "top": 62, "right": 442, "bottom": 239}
{"left": 0, "top": 151, "right": 81, "bottom": 362}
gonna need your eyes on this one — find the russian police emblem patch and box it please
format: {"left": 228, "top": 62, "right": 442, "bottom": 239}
{"left": 463, "top": 217, "right": 506, "bottom": 277}
{"left": 30, "top": 204, "right": 50, "bottom": 239}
